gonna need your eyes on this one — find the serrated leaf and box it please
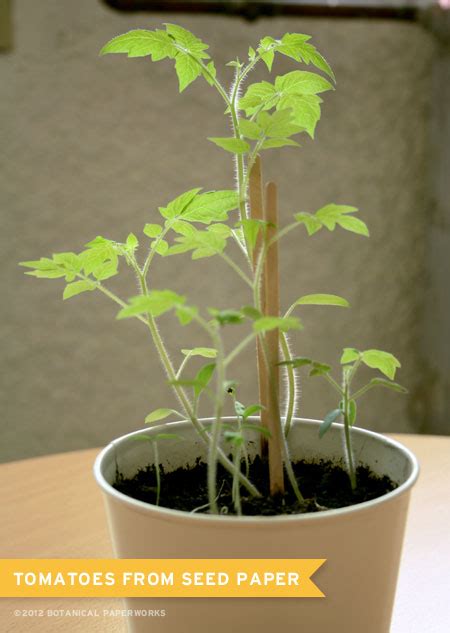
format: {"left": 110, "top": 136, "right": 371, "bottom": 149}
{"left": 361, "top": 350, "right": 401, "bottom": 380}
{"left": 315, "top": 204, "right": 359, "bottom": 231}
{"left": 366, "top": 378, "right": 408, "bottom": 394}
{"left": 117, "top": 290, "right": 185, "bottom": 320}
{"left": 126, "top": 233, "right": 139, "bottom": 249}
{"left": 208, "top": 137, "right": 250, "bottom": 154}
{"left": 319, "top": 409, "right": 341, "bottom": 438}
{"left": 275, "top": 70, "right": 333, "bottom": 96}
{"left": 174, "top": 53, "right": 202, "bottom": 92}
{"left": 261, "top": 138, "right": 300, "bottom": 150}
{"left": 257, "top": 109, "right": 303, "bottom": 139}
{"left": 93, "top": 259, "right": 118, "bottom": 281}
{"left": 294, "top": 294, "right": 349, "bottom": 308}
{"left": 253, "top": 316, "right": 302, "bottom": 333}
{"left": 165, "top": 23, "right": 210, "bottom": 58}
{"left": 341, "top": 348, "right": 360, "bottom": 364}
{"left": 143, "top": 223, "right": 163, "bottom": 238}
{"left": 145, "top": 408, "right": 175, "bottom": 424}
{"left": 100, "top": 29, "right": 177, "bottom": 60}
{"left": 202, "top": 60, "right": 217, "bottom": 86}
{"left": 152, "top": 239, "right": 169, "bottom": 256}
{"left": 294, "top": 212, "right": 322, "bottom": 236}
{"left": 181, "top": 347, "right": 217, "bottom": 359}
{"left": 53, "top": 252, "right": 83, "bottom": 272}
{"left": 182, "top": 190, "right": 239, "bottom": 224}
{"left": 239, "top": 81, "right": 276, "bottom": 115}
{"left": 239, "top": 119, "right": 262, "bottom": 140}
{"left": 278, "top": 93, "right": 321, "bottom": 138}
{"left": 63, "top": 280, "right": 96, "bottom": 300}
{"left": 159, "top": 188, "right": 202, "bottom": 220}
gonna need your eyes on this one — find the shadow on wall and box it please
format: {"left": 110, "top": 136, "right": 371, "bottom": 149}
{"left": 0, "top": 0, "right": 440, "bottom": 462}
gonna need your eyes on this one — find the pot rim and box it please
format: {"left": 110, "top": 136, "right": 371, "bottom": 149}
{"left": 93, "top": 417, "right": 419, "bottom": 526}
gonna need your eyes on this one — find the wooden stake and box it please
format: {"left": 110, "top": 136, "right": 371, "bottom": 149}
{"left": 264, "top": 181, "right": 285, "bottom": 496}
{"left": 249, "top": 157, "right": 269, "bottom": 456}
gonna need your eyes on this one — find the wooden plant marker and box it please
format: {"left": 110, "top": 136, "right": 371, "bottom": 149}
{"left": 249, "top": 157, "right": 285, "bottom": 495}
{"left": 264, "top": 181, "right": 285, "bottom": 496}
{"left": 249, "top": 157, "right": 268, "bottom": 456}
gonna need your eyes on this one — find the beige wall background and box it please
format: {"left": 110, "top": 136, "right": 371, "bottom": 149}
{"left": 1, "top": 0, "right": 442, "bottom": 462}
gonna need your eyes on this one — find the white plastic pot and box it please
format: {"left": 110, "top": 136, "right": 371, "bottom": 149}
{"left": 94, "top": 418, "right": 419, "bottom": 633}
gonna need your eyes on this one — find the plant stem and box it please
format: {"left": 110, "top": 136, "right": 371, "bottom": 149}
{"left": 232, "top": 445, "right": 242, "bottom": 515}
{"left": 153, "top": 442, "right": 161, "bottom": 506}
{"left": 207, "top": 326, "right": 225, "bottom": 514}
{"left": 218, "top": 251, "right": 253, "bottom": 288}
{"left": 280, "top": 332, "right": 296, "bottom": 437}
{"left": 343, "top": 374, "right": 357, "bottom": 491}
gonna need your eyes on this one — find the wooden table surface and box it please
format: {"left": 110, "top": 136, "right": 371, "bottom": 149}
{"left": 0, "top": 434, "right": 449, "bottom": 632}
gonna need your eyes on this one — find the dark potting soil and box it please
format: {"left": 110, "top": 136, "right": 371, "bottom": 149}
{"left": 113, "top": 456, "right": 397, "bottom": 516}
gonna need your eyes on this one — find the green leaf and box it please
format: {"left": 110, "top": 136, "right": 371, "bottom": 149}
{"left": 278, "top": 357, "right": 313, "bottom": 368}
{"left": 159, "top": 188, "right": 202, "bottom": 220}
{"left": 348, "top": 399, "right": 357, "bottom": 426}
{"left": 294, "top": 294, "right": 349, "bottom": 308}
{"left": 209, "top": 309, "right": 244, "bottom": 326}
{"left": 277, "top": 94, "right": 321, "bottom": 138}
{"left": 100, "top": 29, "right": 176, "bottom": 60}
{"left": 117, "top": 290, "right": 185, "bottom": 320}
{"left": 336, "top": 215, "right": 369, "bottom": 237}
{"left": 238, "top": 218, "right": 265, "bottom": 253}
{"left": 242, "top": 404, "right": 264, "bottom": 420}
{"left": 366, "top": 378, "right": 408, "bottom": 394}
{"left": 277, "top": 34, "right": 335, "bottom": 82}
{"left": 194, "top": 362, "right": 216, "bottom": 397}
{"left": 53, "top": 253, "right": 83, "bottom": 272}
{"left": 315, "top": 204, "right": 360, "bottom": 231}
{"left": 261, "top": 138, "right": 300, "bottom": 150}
{"left": 275, "top": 70, "right": 333, "bottom": 96}
{"left": 239, "top": 81, "right": 276, "bottom": 115}
{"left": 181, "top": 347, "right": 217, "bottom": 359}
{"left": 256, "top": 36, "right": 278, "bottom": 70}
{"left": 174, "top": 54, "right": 202, "bottom": 92}
{"left": 145, "top": 408, "right": 175, "bottom": 424}
{"left": 182, "top": 190, "right": 239, "bottom": 224}
{"left": 63, "top": 280, "right": 96, "bottom": 300}
{"left": 257, "top": 109, "right": 303, "bottom": 139}
{"left": 126, "top": 233, "right": 139, "bottom": 250}
{"left": 154, "top": 433, "right": 183, "bottom": 441}
{"left": 319, "top": 409, "right": 341, "bottom": 438}
{"left": 341, "top": 348, "right": 361, "bottom": 364}
{"left": 294, "top": 212, "right": 322, "bottom": 236}
{"left": 310, "top": 362, "right": 331, "bottom": 377}
{"left": 176, "top": 305, "right": 199, "bottom": 325}
{"left": 239, "top": 119, "right": 262, "bottom": 140}
{"left": 253, "top": 316, "right": 302, "bottom": 333}
{"left": 165, "top": 23, "right": 209, "bottom": 58}
{"left": 240, "top": 305, "right": 262, "bottom": 321}
{"left": 361, "top": 350, "right": 401, "bottom": 380}
{"left": 242, "top": 423, "right": 271, "bottom": 438}
{"left": 144, "top": 223, "right": 163, "bottom": 238}
{"left": 93, "top": 259, "right": 118, "bottom": 281}
{"left": 208, "top": 137, "right": 250, "bottom": 154}
{"left": 202, "top": 60, "right": 217, "bottom": 86}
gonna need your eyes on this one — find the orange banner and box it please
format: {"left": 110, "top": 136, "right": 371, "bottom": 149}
{"left": 0, "top": 559, "right": 325, "bottom": 598}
